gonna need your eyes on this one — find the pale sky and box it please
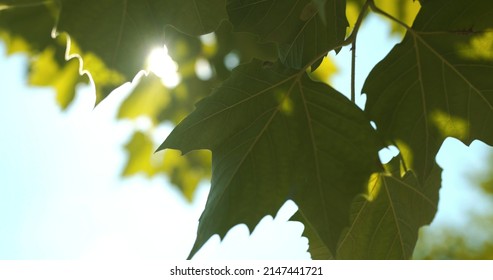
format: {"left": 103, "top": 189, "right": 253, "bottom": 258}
{"left": 1, "top": 14, "right": 492, "bottom": 260}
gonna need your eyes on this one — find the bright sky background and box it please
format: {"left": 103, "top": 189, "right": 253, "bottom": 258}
{"left": 1, "top": 14, "right": 492, "bottom": 260}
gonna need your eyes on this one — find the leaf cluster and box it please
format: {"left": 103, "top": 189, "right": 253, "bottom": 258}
{"left": 1, "top": 0, "right": 493, "bottom": 259}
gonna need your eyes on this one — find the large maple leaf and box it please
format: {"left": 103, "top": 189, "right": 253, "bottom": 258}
{"left": 293, "top": 157, "right": 440, "bottom": 260}
{"left": 336, "top": 158, "right": 440, "bottom": 259}
{"left": 159, "top": 60, "right": 381, "bottom": 258}
{"left": 364, "top": 0, "right": 493, "bottom": 183}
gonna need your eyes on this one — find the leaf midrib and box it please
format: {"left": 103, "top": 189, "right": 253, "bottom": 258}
{"left": 205, "top": 76, "right": 300, "bottom": 228}
{"left": 299, "top": 80, "right": 331, "bottom": 243}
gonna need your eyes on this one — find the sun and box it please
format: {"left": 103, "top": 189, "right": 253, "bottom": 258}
{"left": 146, "top": 45, "right": 181, "bottom": 88}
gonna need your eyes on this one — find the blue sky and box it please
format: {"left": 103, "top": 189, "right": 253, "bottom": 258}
{"left": 1, "top": 14, "right": 492, "bottom": 260}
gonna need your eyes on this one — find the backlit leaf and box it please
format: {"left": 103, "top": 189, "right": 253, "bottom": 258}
{"left": 0, "top": 2, "right": 125, "bottom": 108}
{"left": 364, "top": 0, "right": 493, "bottom": 182}
{"left": 336, "top": 158, "right": 440, "bottom": 259}
{"left": 57, "top": 0, "right": 227, "bottom": 102}
{"left": 227, "top": 0, "right": 348, "bottom": 69}
{"left": 123, "top": 131, "right": 211, "bottom": 202}
{"left": 291, "top": 211, "right": 334, "bottom": 259}
{"left": 117, "top": 73, "right": 170, "bottom": 124}
{"left": 0, "top": 1, "right": 56, "bottom": 54}
{"left": 159, "top": 60, "right": 381, "bottom": 258}
{"left": 28, "top": 44, "right": 83, "bottom": 109}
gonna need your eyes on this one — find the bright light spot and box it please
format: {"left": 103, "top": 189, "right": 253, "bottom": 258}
{"left": 147, "top": 46, "right": 181, "bottom": 88}
{"left": 195, "top": 58, "right": 213, "bottom": 80}
{"left": 431, "top": 110, "right": 469, "bottom": 139}
{"left": 200, "top": 33, "right": 217, "bottom": 57}
{"left": 458, "top": 30, "right": 493, "bottom": 60}
{"left": 199, "top": 32, "right": 217, "bottom": 46}
{"left": 224, "top": 52, "right": 240, "bottom": 70}
{"left": 378, "top": 145, "right": 400, "bottom": 164}
{"left": 134, "top": 116, "right": 152, "bottom": 131}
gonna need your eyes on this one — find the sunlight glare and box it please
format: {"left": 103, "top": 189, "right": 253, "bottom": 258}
{"left": 147, "top": 46, "right": 181, "bottom": 88}
{"left": 224, "top": 52, "right": 240, "bottom": 70}
{"left": 195, "top": 58, "right": 213, "bottom": 80}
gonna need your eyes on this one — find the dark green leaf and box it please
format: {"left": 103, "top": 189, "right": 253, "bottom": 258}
{"left": 159, "top": 60, "right": 381, "bottom": 258}
{"left": 364, "top": 0, "right": 493, "bottom": 182}
{"left": 227, "top": 0, "right": 348, "bottom": 69}
{"left": 336, "top": 158, "right": 440, "bottom": 259}
{"left": 291, "top": 211, "right": 334, "bottom": 259}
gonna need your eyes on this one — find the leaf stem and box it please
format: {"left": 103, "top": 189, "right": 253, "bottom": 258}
{"left": 343, "top": 1, "right": 371, "bottom": 52}
{"left": 368, "top": 0, "right": 412, "bottom": 31}
{"left": 350, "top": 36, "right": 356, "bottom": 102}
{"left": 348, "top": 0, "right": 370, "bottom": 103}
{"left": 300, "top": 0, "right": 370, "bottom": 76}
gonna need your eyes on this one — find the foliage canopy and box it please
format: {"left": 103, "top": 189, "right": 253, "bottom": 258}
{"left": 1, "top": 0, "right": 493, "bottom": 259}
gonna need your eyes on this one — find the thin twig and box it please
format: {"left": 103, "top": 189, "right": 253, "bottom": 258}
{"left": 351, "top": 37, "right": 356, "bottom": 102}
{"left": 349, "top": 1, "right": 371, "bottom": 103}
{"left": 300, "top": 0, "right": 371, "bottom": 75}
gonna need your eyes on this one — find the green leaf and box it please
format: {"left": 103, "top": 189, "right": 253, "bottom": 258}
{"left": 0, "top": 1, "right": 55, "bottom": 54}
{"left": 0, "top": 1, "right": 131, "bottom": 107}
{"left": 227, "top": 0, "right": 348, "bottom": 69}
{"left": 57, "top": 0, "right": 227, "bottom": 102}
{"left": 28, "top": 44, "right": 83, "bottom": 109}
{"left": 291, "top": 211, "right": 334, "bottom": 259}
{"left": 117, "top": 73, "right": 170, "bottom": 124}
{"left": 159, "top": 60, "right": 381, "bottom": 258}
{"left": 123, "top": 131, "right": 211, "bottom": 202}
{"left": 0, "top": 2, "right": 91, "bottom": 109}
{"left": 336, "top": 158, "right": 440, "bottom": 259}
{"left": 364, "top": 0, "right": 493, "bottom": 182}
